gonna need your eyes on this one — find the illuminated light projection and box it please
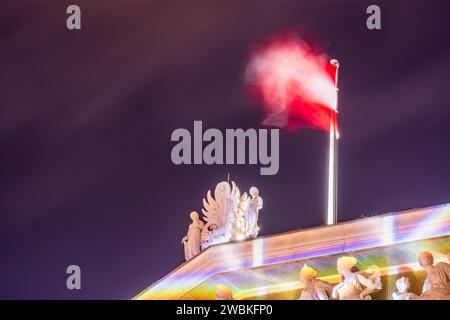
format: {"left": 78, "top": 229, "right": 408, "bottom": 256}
{"left": 251, "top": 238, "right": 266, "bottom": 297}
{"left": 134, "top": 203, "right": 450, "bottom": 300}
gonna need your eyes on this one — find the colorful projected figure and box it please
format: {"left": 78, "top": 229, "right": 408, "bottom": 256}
{"left": 298, "top": 265, "right": 333, "bottom": 300}
{"left": 332, "top": 256, "right": 382, "bottom": 300}
{"left": 418, "top": 251, "right": 450, "bottom": 300}
{"left": 215, "top": 284, "right": 234, "bottom": 300}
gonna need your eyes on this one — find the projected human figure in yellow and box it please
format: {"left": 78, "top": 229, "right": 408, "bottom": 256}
{"left": 332, "top": 256, "right": 382, "bottom": 300}
{"left": 298, "top": 265, "right": 332, "bottom": 300}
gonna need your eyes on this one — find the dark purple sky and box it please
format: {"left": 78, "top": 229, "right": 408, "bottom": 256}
{"left": 1, "top": 0, "right": 450, "bottom": 299}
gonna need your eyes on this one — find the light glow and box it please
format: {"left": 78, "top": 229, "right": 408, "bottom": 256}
{"left": 134, "top": 204, "right": 450, "bottom": 300}
{"left": 327, "top": 122, "right": 335, "bottom": 225}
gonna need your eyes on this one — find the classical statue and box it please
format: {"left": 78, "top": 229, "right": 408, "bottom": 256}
{"left": 181, "top": 181, "right": 263, "bottom": 260}
{"left": 332, "top": 256, "right": 382, "bottom": 300}
{"left": 215, "top": 284, "right": 234, "bottom": 300}
{"left": 246, "top": 187, "right": 263, "bottom": 238}
{"left": 201, "top": 181, "right": 240, "bottom": 249}
{"left": 417, "top": 251, "right": 450, "bottom": 300}
{"left": 234, "top": 191, "right": 249, "bottom": 240}
{"left": 392, "top": 277, "right": 416, "bottom": 300}
{"left": 298, "top": 265, "right": 333, "bottom": 300}
{"left": 181, "top": 211, "right": 204, "bottom": 261}
{"left": 233, "top": 186, "right": 262, "bottom": 240}
{"left": 200, "top": 181, "right": 263, "bottom": 250}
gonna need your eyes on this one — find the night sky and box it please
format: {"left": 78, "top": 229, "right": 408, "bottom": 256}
{"left": 1, "top": 0, "right": 450, "bottom": 299}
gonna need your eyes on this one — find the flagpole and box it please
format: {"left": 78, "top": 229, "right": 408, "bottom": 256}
{"left": 327, "top": 59, "right": 340, "bottom": 225}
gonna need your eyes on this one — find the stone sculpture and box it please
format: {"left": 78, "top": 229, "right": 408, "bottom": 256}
{"left": 181, "top": 181, "right": 262, "bottom": 260}
{"left": 181, "top": 211, "right": 204, "bottom": 261}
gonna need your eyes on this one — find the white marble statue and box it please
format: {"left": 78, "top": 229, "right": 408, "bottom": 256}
{"left": 181, "top": 181, "right": 263, "bottom": 260}
{"left": 233, "top": 186, "right": 262, "bottom": 240}
{"left": 332, "top": 256, "right": 382, "bottom": 300}
{"left": 246, "top": 187, "right": 263, "bottom": 238}
{"left": 201, "top": 181, "right": 240, "bottom": 249}
{"left": 392, "top": 277, "right": 416, "bottom": 300}
{"left": 200, "top": 181, "right": 263, "bottom": 250}
{"left": 181, "top": 211, "right": 204, "bottom": 261}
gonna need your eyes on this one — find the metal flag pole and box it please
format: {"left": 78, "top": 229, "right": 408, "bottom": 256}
{"left": 327, "top": 59, "right": 340, "bottom": 225}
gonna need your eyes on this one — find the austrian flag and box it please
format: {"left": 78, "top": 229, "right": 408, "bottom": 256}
{"left": 245, "top": 36, "right": 339, "bottom": 137}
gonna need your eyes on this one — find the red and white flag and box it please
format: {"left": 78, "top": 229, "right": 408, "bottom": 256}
{"left": 246, "top": 35, "right": 339, "bottom": 136}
